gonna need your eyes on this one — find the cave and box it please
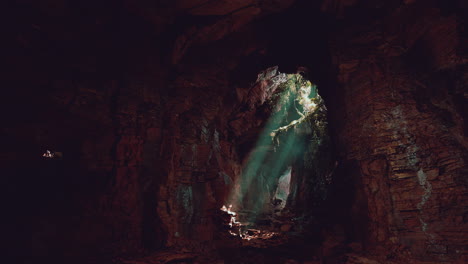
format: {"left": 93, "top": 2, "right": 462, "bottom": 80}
{"left": 4, "top": 0, "right": 468, "bottom": 263}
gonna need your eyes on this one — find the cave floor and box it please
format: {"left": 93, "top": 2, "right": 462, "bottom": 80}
{"left": 115, "top": 233, "right": 450, "bottom": 264}
{"left": 115, "top": 233, "right": 397, "bottom": 264}
{"left": 113, "top": 212, "right": 447, "bottom": 264}
{"left": 117, "top": 237, "right": 323, "bottom": 264}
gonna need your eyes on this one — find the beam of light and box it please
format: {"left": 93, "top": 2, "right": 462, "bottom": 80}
{"left": 226, "top": 73, "right": 322, "bottom": 227}
{"left": 248, "top": 129, "right": 302, "bottom": 222}
{"left": 227, "top": 84, "right": 296, "bottom": 212}
{"left": 219, "top": 72, "right": 334, "bottom": 244}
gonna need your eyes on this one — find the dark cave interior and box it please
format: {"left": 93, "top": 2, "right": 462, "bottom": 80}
{"left": 3, "top": 0, "right": 468, "bottom": 263}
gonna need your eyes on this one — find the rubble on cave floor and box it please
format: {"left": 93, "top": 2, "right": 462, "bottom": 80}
{"left": 219, "top": 205, "right": 297, "bottom": 248}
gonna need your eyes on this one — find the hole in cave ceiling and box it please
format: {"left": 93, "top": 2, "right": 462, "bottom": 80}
{"left": 221, "top": 67, "right": 333, "bottom": 242}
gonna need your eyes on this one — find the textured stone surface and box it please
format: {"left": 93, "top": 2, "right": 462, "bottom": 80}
{"left": 327, "top": 2, "right": 468, "bottom": 261}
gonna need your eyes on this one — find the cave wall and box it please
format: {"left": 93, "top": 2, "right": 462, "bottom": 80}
{"left": 4, "top": 0, "right": 285, "bottom": 257}
{"left": 4, "top": 0, "right": 468, "bottom": 262}
{"left": 325, "top": 1, "right": 468, "bottom": 261}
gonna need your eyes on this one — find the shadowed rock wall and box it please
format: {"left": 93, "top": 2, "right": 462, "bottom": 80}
{"left": 325, "top": 1, "right": 468, "bottom": 261}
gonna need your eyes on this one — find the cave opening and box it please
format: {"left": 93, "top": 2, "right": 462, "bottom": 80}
{"left": 220, "top": 68, "right": 334, "bottom": 243}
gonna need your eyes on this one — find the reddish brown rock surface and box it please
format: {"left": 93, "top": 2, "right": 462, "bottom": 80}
{"left": 326, "top": 3, "right": 468, "bottom": 262}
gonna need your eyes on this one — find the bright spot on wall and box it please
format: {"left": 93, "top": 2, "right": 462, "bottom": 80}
{"left": 43, "top": 150, "right": 54, "bottom": 158}
{"left": 273, "top": 167, "right": 292, "bottom": 210}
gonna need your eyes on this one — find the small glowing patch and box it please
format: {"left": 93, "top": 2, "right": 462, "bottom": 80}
{"left": 42, "top": 150, "right": 63, "bottom": 159}
{"left": 42, "top": 150, "right": 54, "bottom": 158}
{"left": 221, "top": 204, "right": 239, "bottom": 228}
